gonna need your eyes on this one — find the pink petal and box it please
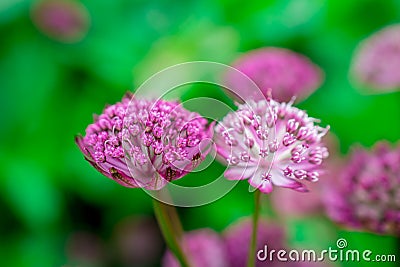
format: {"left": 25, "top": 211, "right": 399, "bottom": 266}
{"left": 271, "top": 169, "right": 308, "bottom": 192}
{"left": 248, "top": 175, "right": 273, "bottom": 193}
{"left": 224, "top": 166, "right": 257, "bottom": 180}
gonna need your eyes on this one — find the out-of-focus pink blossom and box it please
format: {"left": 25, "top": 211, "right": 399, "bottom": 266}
{"left": 325, "top": 142, "right": 400, "bottom": 236}
{"left": 31, "top": 0, "right": 90, "bottom": 43}
{"left": 224, "top": 218, "right": 287, "bottom": 267}
{"left": 162, "top": 229, "right": 228, "bottom": 267}
{"left": 226, "top": 47, "right": 323, "bottom": 103}
{"left": 351, "top": 24, "right": 400, "bottom": 92}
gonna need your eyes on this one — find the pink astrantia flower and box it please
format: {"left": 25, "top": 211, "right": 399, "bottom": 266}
{"left": 325, "top": 142, "right": 400, "bottom": 236}
{"left": 31, "top": 0, "right": 90, "bottom": 43}
{"left": 351, "top": 24, "right": 400, "bottom": 92}
{"left": 224, "top": 218, "right": 286, "bottom": 267}
{"left": 225, "top": 47, "right": 323, "bottom": 103}
{"left": 76, "top": 93, "right": 212, "bottom": 190}
{"left": 214, "top": 97, "right": 329, "bottom": 194}
{"left": 162, "top": 229, "right": 228, "bottom": 267}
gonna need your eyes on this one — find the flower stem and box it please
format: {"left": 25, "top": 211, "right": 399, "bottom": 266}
{"left": 247, "top": 189, "right": 261, "bottom": 267}
{"left": 164, "top": 201, "right": 184, "bottom": 239}
{"left": 153, "top": 198, "right": 190, "bottom": 267}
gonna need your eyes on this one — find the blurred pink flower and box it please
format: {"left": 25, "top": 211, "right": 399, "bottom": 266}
{"left": 163, "top": 220, "right": 333, "bottom": 267}
{"left": 162, "top": 229, "right": 228, "bottom": 267}
{"left": 225, "top": 47, "right": 323, "bottom": 103}
{"left": 31, "top": 0, "right": 90, "bottom": 43}
{"left": 351, "top": 24, "right": 400, "bottom": 92}
{"left": 223, "top": 218, "right": 286, "bottom": 267}
{"left": 324, "top": 142, "right": 400, "bottom": 236}
{"left": 76, "top": 93, "right": 212, "bottom": 190}
{"left": 214, "top": 98, "right": 329, "bottom": 194}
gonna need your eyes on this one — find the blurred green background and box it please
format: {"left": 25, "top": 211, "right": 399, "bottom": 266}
{"left": 0, "top": 0, "right": 400, "bottom": 266}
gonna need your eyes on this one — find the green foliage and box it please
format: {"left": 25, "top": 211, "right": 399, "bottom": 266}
{"left": 0, "top": 0, "right": 399, "bottom": 266}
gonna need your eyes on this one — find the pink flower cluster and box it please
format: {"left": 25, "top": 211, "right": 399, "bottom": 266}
{"left": 325, "top": 142, "right": 400, "bottom": 236}
{"left": 76, "top": 93, "right": 212, "bottom": 190}
{"left": 214, "top": 98, "right": 329, "bottom": 194}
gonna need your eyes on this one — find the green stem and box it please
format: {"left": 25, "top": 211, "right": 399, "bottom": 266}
{"left": 153, "top": 198, "right": 190, "bottom": 267}
{"left": 165, "top": 202, "right": 184, "bottom": 239}
{"left": 247, "top": 189, "right": 261, "bottom": 267}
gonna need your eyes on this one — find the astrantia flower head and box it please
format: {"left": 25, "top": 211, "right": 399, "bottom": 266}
{"left": 226, "top": 47, "right": 323, "bottom": 103}
{"left": 351, "top": 24, "right": 400, "bottom": 92}
{"left": 162, "top": 229, "right": 228, "bottom": 267}
{"left": 76, "top": 93, "right": 212, "bottom": 190}
{"left": 224, "top": 218, "right": 286, "bottom": 267}
{"left": 325, "top": 142, "right": 400, "bottom": 236}
{"left": 215, "top": 96, "right": 329, "bottom": 193}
